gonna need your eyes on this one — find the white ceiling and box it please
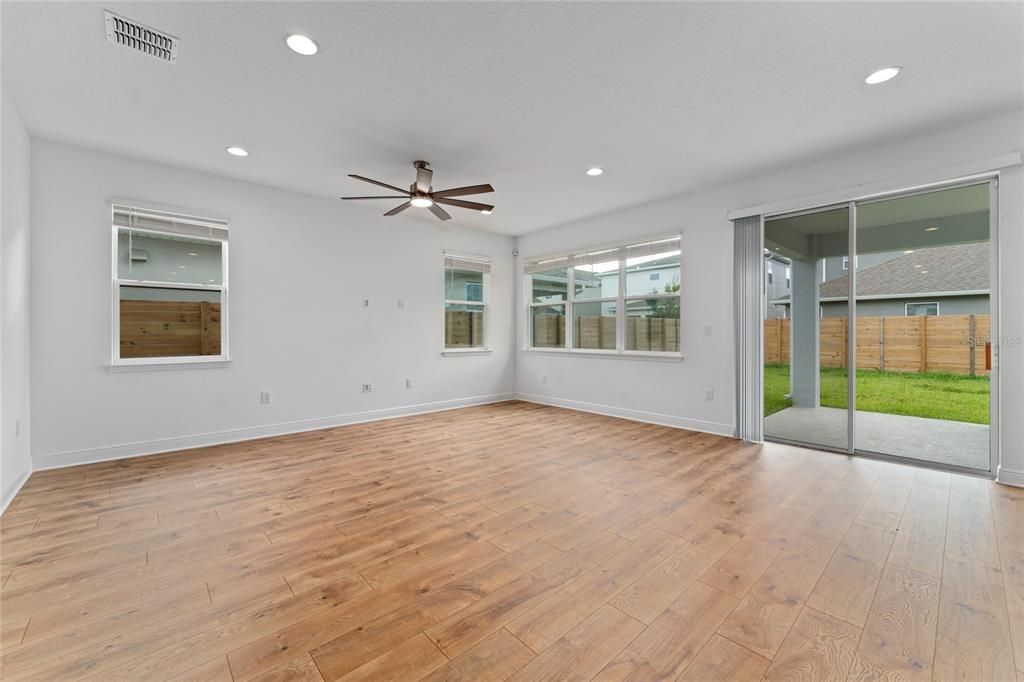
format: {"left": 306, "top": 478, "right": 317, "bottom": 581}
{"left": 3, "top": 2, "right": 1021, "bottom": 236}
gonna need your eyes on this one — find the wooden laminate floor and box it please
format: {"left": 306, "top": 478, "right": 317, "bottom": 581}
{"left": 1, "top": 401, "right": 1022, "bottom": 681}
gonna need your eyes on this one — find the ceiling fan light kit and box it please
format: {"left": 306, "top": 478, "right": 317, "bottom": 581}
{"left": 341, "top": 161, "right": 494, "bottom": 221}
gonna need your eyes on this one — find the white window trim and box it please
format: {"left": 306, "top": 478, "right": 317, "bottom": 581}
{"left": 443, "top": 251, "right": 491, "bottom": 354}
{"left": 524, "top": 233, "right": 682, "bottom": 358}
{"left": 905, "top": 301, "right": 940, "bottom": 316}
{"left": 110, "top": 204, "right": 230, "bottom": 368}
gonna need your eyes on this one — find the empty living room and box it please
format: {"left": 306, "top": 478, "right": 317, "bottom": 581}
{"left": 2, "top": 1, "right": 1023, "bottom": 680}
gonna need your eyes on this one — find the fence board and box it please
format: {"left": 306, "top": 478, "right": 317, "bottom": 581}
{"left": 446, "top": 310, "right": 485, "bottom": 347}
{"left": 120, "top": 300, "right": 221, "bottom": 358}
{"left": 764, "top": 314, "right": 989, "bottom": 376}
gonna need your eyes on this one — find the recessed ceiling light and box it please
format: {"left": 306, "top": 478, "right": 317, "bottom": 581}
{"left": 903, "top": 249, "right": 914, "bottom": 254}
{"left": 208, "top": 279, "right": 215, "bottom": 283}
{"left": 920, "top": 270, "right": 929, "bottom": 274}
{"left": 188, "top": 252, "right": 198, "bottom": 256}
{"left": 480, "top": 209, "right": 492, "bottom": 215}
{"left": 177, "top": 265, "right": 186, "bottom": 269}
{"left": 586, "top": 167, "right": 604, "bottom": 176}
{"left": 865, "top": 66, "right": 901, "bottom": 85}
{"left": 410, "top": 197, "right": 433, "bottom": 208}
{"left": 914, "top": 264, "right": 923, "bottom": 268}
{"left": 285, "top": 33, "right": 318, "bottom": 56}
{"left": 925, "top": 226, "right": 940, "bottom": 232}
{"left": 226, "top": 146, "right": 249, "bottom": 157}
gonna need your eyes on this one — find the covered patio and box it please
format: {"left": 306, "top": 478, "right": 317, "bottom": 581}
{"left": 764, "top": 405, "right": 989, "bottom": 470}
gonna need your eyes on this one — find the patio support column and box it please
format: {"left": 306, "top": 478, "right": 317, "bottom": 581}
{"left": 790, "top": 257, "right": 821, "bottom": 407}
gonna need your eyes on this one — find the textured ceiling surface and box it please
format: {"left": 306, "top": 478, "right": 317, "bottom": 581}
{"left": 3, "top": 1, "right": 1021, "bottom": 235}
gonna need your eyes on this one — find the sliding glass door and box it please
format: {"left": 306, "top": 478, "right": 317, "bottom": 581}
{"left": 854, "top": 183, "right": 992, "bottom": 470}
{"left": 763, "top": 206, "right": 850, "bottom": 451}
{"left": 761, "top": 180, "right": 995, "bottom": 473}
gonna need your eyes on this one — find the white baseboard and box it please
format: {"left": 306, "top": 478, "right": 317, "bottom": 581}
{"left": 516, "top": 393, "right": 736, "bottom": 438}
{"left": 32, "top": 393, "right": 516, "bottom": 471}
{"left": 996, "top": 465, "right": 1024, "bottom": 488}
{"left": 1, "top": 456, "right": 33, "bottom": 515}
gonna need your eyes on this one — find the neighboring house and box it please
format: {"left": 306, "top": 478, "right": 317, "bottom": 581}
{"left": 765, "top": 253, "right": 791, "bottom": 319}
{"left": 770, "top": 242, "right": 989, "bottom": 318}
{"left": 822, "top": 251, "right": 901, "bottom": 282}
{"left": 532, "top": 255, "right": 682, "bottom": 316}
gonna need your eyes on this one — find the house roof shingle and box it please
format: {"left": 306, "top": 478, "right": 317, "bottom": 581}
{"left": 820, "top": 242, "right": 988, "bottom": 299}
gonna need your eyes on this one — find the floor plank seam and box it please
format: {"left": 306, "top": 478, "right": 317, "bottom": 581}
{"left": 715, "top": 629, "right": 773, "bottom": 665}
{"left": 223, "top": 652, "right": 236, "bottom": 681}
{"left": 844, "top": 505, "right": 903, "bottom": 672}
{"left": 424, "top": 628, "right": 452, "bottom": 663}
{"left": 762, "top": 523, "right": 846, "bottom": 661}
{"left": 942, "top": 549, "right": 1003, "bottom": 571}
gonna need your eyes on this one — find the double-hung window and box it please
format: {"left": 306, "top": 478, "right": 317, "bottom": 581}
{"left": 525, "top": 235, "right": 681, "bottom": 355}
{"left": 112, "top": 204, "right": 229, "bottom": 365}
{"left": 444, "top": 253, "right": 490, "bottom": 350}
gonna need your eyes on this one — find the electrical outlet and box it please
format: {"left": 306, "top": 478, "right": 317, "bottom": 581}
{"left": 397, "top": 298, "right": 404, "bottom": 310}
{"left": 362, "top": 383, "right": 373, "bottom": 393}
{"left": 405, "top": 379, "right": 413, "bottom": 389}
{"left": 362, "top": 299, "right": 370, "bottom": 308}
{"left": 705, "top": 389, "right": 714, "bottom": 401}
{"left": 704, "top": 325, "right": 712, "bottom": 337}
{"left": 260, "top": 391, "right": 271, "bottom": 404}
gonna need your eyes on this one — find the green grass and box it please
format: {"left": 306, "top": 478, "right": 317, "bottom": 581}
{"left": 764, "top": 364, "right": 990, "bottom": 424}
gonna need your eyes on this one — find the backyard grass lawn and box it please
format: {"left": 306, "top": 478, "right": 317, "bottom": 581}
{"left": 764, "top": 364, "right": 990, "bottom": 424}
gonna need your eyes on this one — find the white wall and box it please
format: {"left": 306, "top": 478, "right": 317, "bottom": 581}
{"left": 515, "top": 109, "right": 1024, "bottom": 484}
{"left": 29, "top": 141, "right": 515, "bottom": 469}
{"left": 1, "top": 86, "right": 33, "bottom": 509}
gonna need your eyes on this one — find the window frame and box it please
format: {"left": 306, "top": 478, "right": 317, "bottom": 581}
{"left": 524, "top": 234, "right": 682, "bottom": 358}
{"left": 443, "top": 252, "right": 492, "bottom": 355}
{"left": 905, "top": 301, "right": 940, "bottom": 317}
{"left": 110, "top": 204, "right": 230, "bottom": 367}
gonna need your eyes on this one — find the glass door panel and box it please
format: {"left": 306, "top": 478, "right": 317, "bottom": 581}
{"left": 764, "top": 206, "right": 850, "bottom": 451}
{"left": 854, "top": 183, "right": 991, "bottom": 470}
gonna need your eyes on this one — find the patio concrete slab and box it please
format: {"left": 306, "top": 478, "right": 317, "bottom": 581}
{"left": 764, "top": 406, "right": 989, "bottom": 470}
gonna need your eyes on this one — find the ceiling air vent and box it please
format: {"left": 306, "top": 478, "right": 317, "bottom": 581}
{"left": 104, "top": 10, "right": 178, "bottom": 64}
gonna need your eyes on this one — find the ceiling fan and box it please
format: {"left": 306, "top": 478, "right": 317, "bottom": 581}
{"left": 341, "top": 161, "right": 494, "bottom": 221}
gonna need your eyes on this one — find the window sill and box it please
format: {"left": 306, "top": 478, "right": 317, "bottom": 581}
{"left": 522, "top": 348, "right": 683, "bottom": 362}
{"left": 442, "top": 348, "right": 493, "bottom": 357}
{"left": 108, "top": 356, "right": 232, "bottom": 372}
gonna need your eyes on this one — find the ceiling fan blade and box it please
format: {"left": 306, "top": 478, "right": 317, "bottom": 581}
{"left": 434, "top": 197, "right": 494, "bottom": 212}
{"left": 432, "top": 184, "right": 494, "bottom": 198}
{"left": 341, "top": 195, "right": 411, "bottom": 200}
{"left": 415, "top": 165, "right": 433, "bottom": 193}
{"left": 349, "top": 174, "right": 411, "bottom": 195}
{"left": 428, "top": 203, "right": 452, "bottom": 221}
{"left": 384, "top": 201, "right": 412, "bottom": 216}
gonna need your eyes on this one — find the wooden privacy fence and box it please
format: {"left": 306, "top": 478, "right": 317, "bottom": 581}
{"left": 120, "top": 300, "right": 221, "bottom": 357}
{"left": 445, "top": 310, "right": 484, "bottom": 347}
{"left": 533, "top": 314, "right": 680, "bottom": 352}
{"left": 765, "top": 314, "right": 990, "bottom": 375}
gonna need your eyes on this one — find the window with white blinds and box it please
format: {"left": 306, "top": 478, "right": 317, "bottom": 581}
{"left": 524, "top": 235, "right": 681, "bottom": 354}
{"left": 444, "top": 253, "right": 491, "bottom": 350}
{"left": 111, "top": 203, "right": 229, "bottom": 364}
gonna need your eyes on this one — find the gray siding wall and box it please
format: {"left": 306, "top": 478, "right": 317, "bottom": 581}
{"left": 820, "top": 294, "right": 989, "bottom": 317}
